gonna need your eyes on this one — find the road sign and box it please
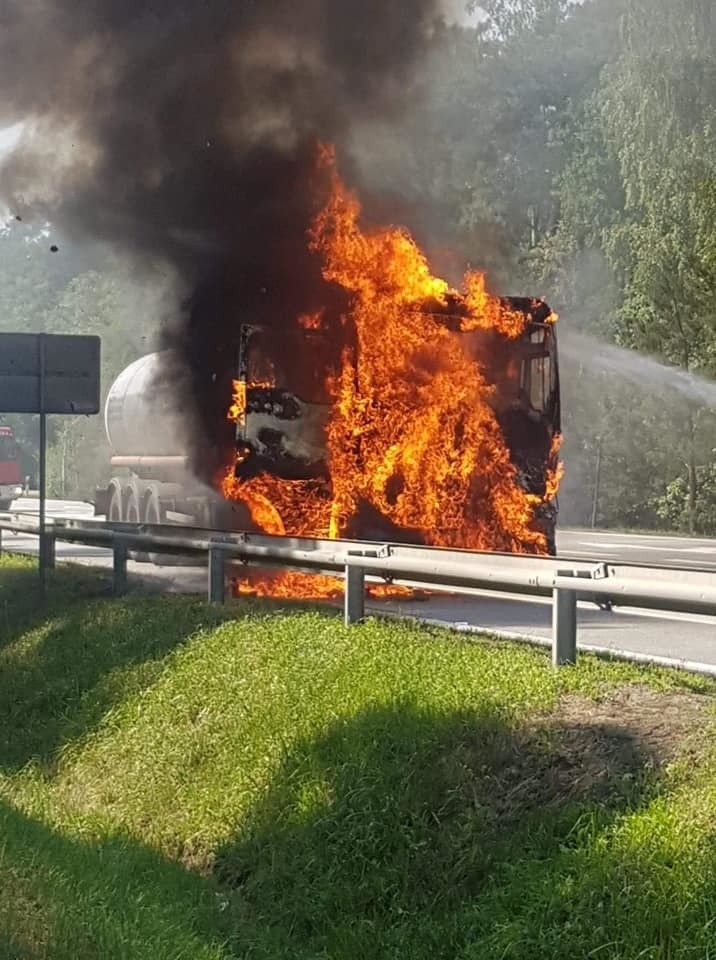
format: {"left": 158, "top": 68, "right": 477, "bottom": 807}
{"left": 0, "top": 332, "right": 101, "bottom": 601}
{"left": 0, "top": 333, "right": 100, "bottom": 414}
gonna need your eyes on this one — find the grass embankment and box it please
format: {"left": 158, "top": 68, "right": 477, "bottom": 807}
{"left": 1, "top": 555, "right": 716, "bottom": 959}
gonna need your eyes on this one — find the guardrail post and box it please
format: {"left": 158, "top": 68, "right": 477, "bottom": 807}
{"left": 208, "top": 547, "right": 225, "bottom": 604}
{"left": 552, "top": 571, "right": 577, "bottom": 667}
{"left": 113, "top": 537, "right": 128, "bottom": 596}
{"left": 42, "top": 533, "right": 56, "bottom": 570}
{"left": 345, "top": 564, "right": 365, "bottom": 625}
{"left": 0, "top": 526, "right": 3, "bottom": 556}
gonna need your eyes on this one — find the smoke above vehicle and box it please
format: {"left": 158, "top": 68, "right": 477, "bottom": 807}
{"left": 0, "top": 0, "right": 446, "bottom": 483}
{"left": 0, "top": 1, "right": 563, "bottom": 583}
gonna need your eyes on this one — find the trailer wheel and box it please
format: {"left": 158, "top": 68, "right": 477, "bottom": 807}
{"left": 144, "top": 488, "right": 174, "bottom": 566}
{"left": 125, "top": 487, "right": 150, "bottom": 562}
{"left": 125, "top": 488, "right": 141, "bottom": 524}
{"left": 143, "top": 489, "right": 163, "bottom": 526}
{"left": 107, "top": 484, "right": 123, "bottom": 523}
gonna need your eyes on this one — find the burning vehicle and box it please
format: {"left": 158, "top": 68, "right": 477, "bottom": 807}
{"left": 98, "top": 156, "right": 561, "bottom": 560}
{"left": 228, "top": 298, "right": 560, "bottom": 550}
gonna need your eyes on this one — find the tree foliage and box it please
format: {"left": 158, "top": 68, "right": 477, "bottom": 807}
{"left": 441, "top": 0, "right": 716, "bottom": 531}
{"left": 530, "top": 0, "right": 716, "bottom": 528}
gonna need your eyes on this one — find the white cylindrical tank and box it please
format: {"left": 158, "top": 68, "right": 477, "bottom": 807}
{"left": 105, "top": 352, "right": 188, "bottom": 457}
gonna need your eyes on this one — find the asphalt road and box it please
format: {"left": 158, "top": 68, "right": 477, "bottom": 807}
{"left": 558, "top": 528, "right": 716, "bottom": 571}
{"left": 8, "top": 498, "right": 94, "bottom": 519}
{"left": 4, "top": 499, "right": 716, "bottom": 670}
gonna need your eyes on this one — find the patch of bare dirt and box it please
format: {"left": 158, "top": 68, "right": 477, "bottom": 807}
{"left": 554, "top": 686, "right": 710, "bottom": 763}
{"left": 485, "top": 686, "right": 713, "bottom": 819}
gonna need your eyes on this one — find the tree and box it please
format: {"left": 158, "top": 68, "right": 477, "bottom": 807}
{"left": 596, "top": 0, "right": 716, "bottom": 532}
{"left": 0, "top": 220, "right": 65, "bottom": 333}
{"left": 355, "top": 0, "right": 625, "bottom": 287}
{"left": 474, "top": 0, "right": 573, "bottom": 40}
{"left": 539, "top": 0, "right": 716, "bottom": 532}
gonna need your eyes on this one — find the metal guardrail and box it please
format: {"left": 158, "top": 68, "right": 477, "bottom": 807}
{"left": 2, "top": 513, "right": 716, "bottom": 669}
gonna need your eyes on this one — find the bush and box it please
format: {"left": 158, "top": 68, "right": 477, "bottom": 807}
{"left": 656, "top": 463, "right": 716, "bottom": 535}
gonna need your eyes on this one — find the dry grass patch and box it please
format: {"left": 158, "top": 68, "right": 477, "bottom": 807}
{"left": 482, "top": 685, "right": 712, "bottom": 821}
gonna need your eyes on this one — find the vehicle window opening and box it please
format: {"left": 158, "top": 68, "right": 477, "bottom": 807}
{"left": 529, "top": 355, "right": 550, "bottom": 413}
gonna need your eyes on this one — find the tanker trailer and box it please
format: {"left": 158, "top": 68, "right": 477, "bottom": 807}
{"left": 96, "top": 352, "right": 246, "bottom": 529}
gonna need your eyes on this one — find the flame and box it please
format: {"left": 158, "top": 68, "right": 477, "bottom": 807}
{"left": 227, "top": 377, "right": 274, "bottom": 423}
{"left": 544, "top": 433, "right": 564, "bottom": 503}
{"left": 461, "top": 273, "right": 527, "bottom": 337}
{"left": 229, "top": 571, "right": 421, "bottom": 600}
{"left": 231, "top": 570, "right": 343, "bottom": 599}
{"left": 220, "top": 147, "right": 562, "bottom": 599}
{"left": 298, "top": 310, "right": 324, "bottom": 330}
{"left": 227, "top": 379, "right": 246, "bottom": 423}
{"left": 367, "top": 583, "right": 426, "bottom": 600}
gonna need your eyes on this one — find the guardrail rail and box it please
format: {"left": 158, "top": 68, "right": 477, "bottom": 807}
{"left": 2, "top": 512, "right": 716, "bottom": 670}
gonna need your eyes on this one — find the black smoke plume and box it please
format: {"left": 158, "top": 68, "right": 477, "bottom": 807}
{"left": 0, "top": 0, "right": 445, "bottom": 478}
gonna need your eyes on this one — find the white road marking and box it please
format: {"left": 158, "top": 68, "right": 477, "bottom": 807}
{"left": 559, "top": 551, "right": 621, "bottom": 559}
{"left": 574, "top": 541, "right": 685, "bottom": 552}
{"left": 561, "top": 530, "right": 716, "bottom": 546}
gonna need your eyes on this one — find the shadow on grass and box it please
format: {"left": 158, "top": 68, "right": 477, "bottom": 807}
{"left": 213, "top": 700, "right": 684, "bottom": 959}
{"left": 0, "top": 799, "right": 229, "bottom": 960}
{"left": 0, "top": 698, "right": 712, "bottom": 959}
{"left": 0, "top": 557, "right": 111, "bottom": 646}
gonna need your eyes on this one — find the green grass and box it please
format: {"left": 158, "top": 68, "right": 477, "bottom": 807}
{"left": 1, "top": 555, "right": 716, "bottom": 959}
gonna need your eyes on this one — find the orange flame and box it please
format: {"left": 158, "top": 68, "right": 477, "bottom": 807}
{"left": 231, "top": 570, "right": 343, "bottom": 599}
{"left": 227, "top": 379, "right": 246, "bottom": 423}
{"left": 221, "top": 147, "right": 561, "bottom": 598}
{"left": 544, "top": 433, "right": 564, "bottom": 503}
{"left": 298, "top": 310, "right": 324, "bottom": 330}
{"left": 461, "top": 273, "right": 527, "bottom": 337}
{"left": 229, "top": 570, "right": 422, "bottom": 600}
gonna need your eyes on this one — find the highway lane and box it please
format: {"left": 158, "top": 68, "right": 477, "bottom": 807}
{"left": 5, "top": 509, "right": 716, "bottom": 670}
{"left": 557, "top": 529, "right": 716, "bottom": 570}
{"left": 378, "top": 590, "right": 716, "bottom": 669}
{"left": 7, "top": 498, "right": 94, "bottom": 519}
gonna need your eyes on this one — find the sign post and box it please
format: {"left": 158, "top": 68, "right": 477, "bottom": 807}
{"left": 38, "top": 334, "right": 47, "bottom": 597}
{"left": 0, "top": 333, "right": 101, "bottom": 599}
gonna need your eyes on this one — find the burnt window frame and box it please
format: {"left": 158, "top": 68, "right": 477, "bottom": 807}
{"left": 519, "top": 323, "right": 558, "bottom": 417}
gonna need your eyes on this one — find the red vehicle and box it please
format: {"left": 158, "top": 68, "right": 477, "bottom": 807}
{"left": 0, "top": 420, "right": 23, "bottom": 511}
